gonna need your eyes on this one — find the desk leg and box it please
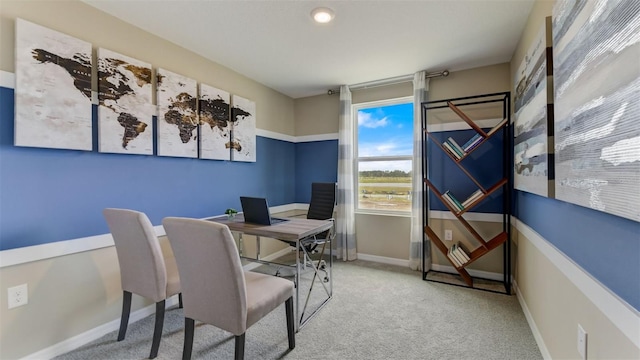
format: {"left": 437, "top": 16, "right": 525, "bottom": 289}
{"left": 238, "top": 233, "right": 243, "bottom": 257}
{"left": 256, "top": 236, "right": 261, "bottom": 260}
{"left": 295, "top": 240, "right": 300, "bottom": 332}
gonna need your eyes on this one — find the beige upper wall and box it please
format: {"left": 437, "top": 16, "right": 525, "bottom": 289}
{"left": 294, "top": 93, "right": 340, "bottom": 137}
{"left": 510, "top": 0, "right": 555, "bottom": 97}
{"left": 0, "top": 0, "right": 296, "bottom": 136}
{"left": 294, "top": 64, "right": 510, "bottom": 136}
{"left": 429, "top": 63, "right": 510, "bottom": 101}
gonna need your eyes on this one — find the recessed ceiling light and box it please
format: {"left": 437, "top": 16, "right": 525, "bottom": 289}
{"left": 311, "top": 7, "right": 335, "bottom": 24}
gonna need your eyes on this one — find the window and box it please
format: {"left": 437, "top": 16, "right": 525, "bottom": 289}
{"left": 355, "top": 97, "right": 413, "bottom": 214}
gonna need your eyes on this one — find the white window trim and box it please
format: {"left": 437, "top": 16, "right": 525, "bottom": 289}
{"left": 353, "top": 96, "right": 413, "bottom": 216}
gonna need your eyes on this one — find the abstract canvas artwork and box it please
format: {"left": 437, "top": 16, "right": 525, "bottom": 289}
{"left": 97, "top": 48, "right": 154, "bottom": 155}
{"left": 157, "top": 69, "right": 198, "bottom": 158}
{"left": 15, "top": 18, "right": 92, "bottom": 151}
{"left": 230, "top": 95, "right": 256, "bottom": 162}
{"left": 553, "top": 0, "right": 640, "bottom": 222}
{"left": 199, "top": 84, "right": 231, "bottom": 160}
{"left": 514, "top": 16, "right": 555, "bottom": 198}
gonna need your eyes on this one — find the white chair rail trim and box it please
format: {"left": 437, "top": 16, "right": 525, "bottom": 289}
{"left": 0, "top": 203, "right": 304, "bottom": 268}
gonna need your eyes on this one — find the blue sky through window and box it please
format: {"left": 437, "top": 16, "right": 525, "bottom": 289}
{"left": 358, "top": 101, "right": 413, "bottom": 172}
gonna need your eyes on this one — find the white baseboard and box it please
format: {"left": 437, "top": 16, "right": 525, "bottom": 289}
{"left": 21, "top": 295, "right": 181, "bottom": 360}
{"left": 512, "top": 279, "right": 552, "bottom": 360}
{"left": 430, "top": 263, "right": 504, "bottom": 281}
{"left": 356, "top": 253, "right": 410, "bottom": 267}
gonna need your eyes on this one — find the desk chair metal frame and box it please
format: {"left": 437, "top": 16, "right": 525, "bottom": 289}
{"left": 286, "top": 182, "right": 336, "bottom": 327}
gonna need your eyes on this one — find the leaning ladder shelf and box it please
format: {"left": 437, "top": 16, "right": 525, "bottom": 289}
{"left": 421, "top": 92, "right": 512, "bottom": 294}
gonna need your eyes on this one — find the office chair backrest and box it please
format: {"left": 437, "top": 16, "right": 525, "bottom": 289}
{"left": 163, "top": 217, "right": 248, "bottom": 335}
{"left": 307, "top": 182, "right": 336, "bottom": 221}
{"left": 103, "top": 208, "right": 168, "bottom": 302}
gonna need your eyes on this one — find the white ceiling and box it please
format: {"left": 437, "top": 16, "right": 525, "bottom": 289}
{"left": 83, "top": 0, "right": 535, "bottom": 99}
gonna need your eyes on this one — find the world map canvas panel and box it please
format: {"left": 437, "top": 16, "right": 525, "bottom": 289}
{"left": 553, "top": 0, "right": 640, "bottom": 222}
{"left": 513, "top": 16, "right": 554, "bottom": 198}
{"left": 15, "top": 18, "right": 92, "bottom": 151}
{"left": 157, "top": 69, "right": 198, "bottom": 158}
{"left": 199, "top": 83, "right": 231, "bottom": 161}
{"left": 97, "top": 48, "right": 154, "bottom": 155}
{"left": 231, "top": 95, "right": 256, "bottom": 162}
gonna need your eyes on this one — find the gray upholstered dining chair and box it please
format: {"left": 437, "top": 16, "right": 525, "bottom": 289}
{"left": 162, "top": 217, "right": 295, "bottom": 360}
{"left": 103, "top": 208, "right": 182, "bottom": 359}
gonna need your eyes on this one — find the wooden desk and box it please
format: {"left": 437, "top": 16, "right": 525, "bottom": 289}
{"left": 207, "top": 214, "right": 333, "bottom": 330}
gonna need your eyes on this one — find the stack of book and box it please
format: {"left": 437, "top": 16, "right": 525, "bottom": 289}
{"left": 441, "top": 137, "right": 466, "bottom": 160}
{"left": 447, "top": 243, "right": 470, "bottom": 267}
{"left": 443, "top": 189, "right": 485, "bottom": 212}
{"left": 442, "top": 190, "right": 464, "bottom": 212}
{"left": 461, "top": 189, "right": 483, "bottom": 208}
{"left": 462, "top": 133, "right": 483, "bottom": 152}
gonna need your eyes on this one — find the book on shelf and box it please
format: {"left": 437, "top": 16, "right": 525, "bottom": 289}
{"left": 451, "top": 246, "right": 467, "bottom": 265}
{"left": 486, "top": 117, "right": 509, "bottom": 136}
{"left": 462, "top": 133, "right": 482, "bottom": 149}
{"left": 461, "top": 189, "right": 484, "bottom": 208}
{"left": 463, "top": 136, "right": 483, "bottom": 152}
{"left": 464, "top": 137, "right": 484, "bottom": 152}
{"left": 454, "top": 243, "right": 471, "bottom": 262}
{"left": 442, "top": 192, "right": 461, "bottom": 212}
{"left": 442, "top": 141, "right": 462, "bottom": 160}
{"left": 444, "top": 191, "right": 464, "bottom": 211}
{"left": 447, "top": 137, "right": 466, "bottom": 155}
{"left": 447, "top": 247, "right": 463, "bottom": 267}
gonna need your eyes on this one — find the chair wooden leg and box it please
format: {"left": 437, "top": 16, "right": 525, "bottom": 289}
{"left": 183, "top": 318, "right": 195, "bottom": 360}
{"left": 117, "top": 291, "right": 132, "bottom": 341}
{"left": 285, "top": 297, "right": 295, "bottom": 349}
{"left": 234, "top": 333, "right": 245, "bottom": 360}
{"left": 149, "top": 300, "right": 165, "bottom": 359}
{"left": 178, "top": 293, "right": 183, "bottom": 309}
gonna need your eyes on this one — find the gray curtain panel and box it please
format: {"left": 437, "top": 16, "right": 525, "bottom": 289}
{"left": 410, "top": 72, "right": 429, "bottom": 271}
{"left": 336, "top": 85, "right": 357, "bottom": 261}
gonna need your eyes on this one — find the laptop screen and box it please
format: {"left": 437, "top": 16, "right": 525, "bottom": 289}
{"left": 240, "top": 196, "right": 288, "bottom": 225}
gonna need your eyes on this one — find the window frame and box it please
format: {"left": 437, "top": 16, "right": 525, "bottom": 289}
{"left": 353, "top": 96, "right": 414, "bottom": 216}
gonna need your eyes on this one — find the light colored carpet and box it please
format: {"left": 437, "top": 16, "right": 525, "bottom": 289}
{"left": 55, "top": 259, "right": 541, "bottom": 360}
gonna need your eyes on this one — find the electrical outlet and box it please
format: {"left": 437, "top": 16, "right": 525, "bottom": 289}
{"left": 577, "top": 324, "right": 587, "bottom": 360}
{"left": 8, "top": 283, "right": 28, "bottom": 309}
{"left": 444, "top": 229, "right": 453, "bottom": 241}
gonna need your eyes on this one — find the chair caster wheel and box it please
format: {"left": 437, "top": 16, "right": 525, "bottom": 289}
{"left": 324, "top": 277, "right": 329, "bottom": 283}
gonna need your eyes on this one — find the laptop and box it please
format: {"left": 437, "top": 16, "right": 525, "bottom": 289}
{"left": 240, "top": 196, "right": 289, "bottom": 225}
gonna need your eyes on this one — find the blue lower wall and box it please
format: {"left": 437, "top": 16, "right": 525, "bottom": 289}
{"left": 294, "top": 140, "right": 338, "bottom": 203}
{"left": 515, "top": 191, "right": 640, "bottom": 310}
{"left": 0, "top": 87, "right": 295, "bottom": 250}
{"left": 428, "top": 129, "right": 506, "bottom": 213}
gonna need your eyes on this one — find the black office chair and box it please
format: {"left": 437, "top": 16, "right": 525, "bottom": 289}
{"left": 277, "top": 183, "right": 336, "bottom": 281}
{"left": 303, "top": 182, "right": 336, "bottom": 254}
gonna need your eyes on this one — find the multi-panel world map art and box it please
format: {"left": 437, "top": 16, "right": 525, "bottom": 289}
{"left": 13, "top": 18, "right": 256, "bottom": 163}
{"left": 157, "top": 69, "right": 198, "bottom": 158}
{"left": 97, "top": 48, "right": 154, "bottom": 155}
{"left": 15, "top": 19, "right": 93, "bottom": 151}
